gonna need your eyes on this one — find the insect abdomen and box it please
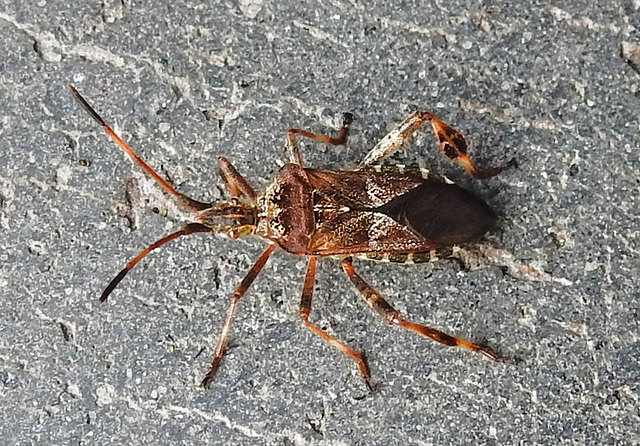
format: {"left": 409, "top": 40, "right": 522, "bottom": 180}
{"left": 356, "top": 246, "right": 456, "bottom": 264}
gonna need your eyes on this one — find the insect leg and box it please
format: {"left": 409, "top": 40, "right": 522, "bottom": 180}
{"left": 424, "top": 113, "right": 515, "bottom": 179}
{"left": 299, "top": 257, "right": 373, "bottom": 390}
{"left": 359, "top": 111, "right": 428, "bottom": 167}
{"left": 341, "top": 257, "right": 508, "bottom": 362}
{"left": 67, "top": 85, "right": 211, "bottom": 211}
{"left": 359, "top": 111, "right": 514, "bottom": 179}
{"left": 100, "top": 222, "right": 212, "bottom": 302}
{"left": 201, "top": 243, "right": 277, "bottom": 389}
{"left": 217, "top": 157, "right": 257, "bottom": 200}
{"left": 286, "top": 113, "right": 353, "bottom": 166}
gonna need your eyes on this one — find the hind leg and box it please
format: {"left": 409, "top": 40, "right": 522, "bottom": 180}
{"left": 342, "top": 257, "right": 509, "bottom": 361}
{"left": 360, "top": 111, "right": 514, "bottom": 179}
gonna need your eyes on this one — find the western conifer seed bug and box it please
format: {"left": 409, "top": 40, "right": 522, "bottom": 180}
{"left": 68, "top": 85, "right": 515, "bottom": 390}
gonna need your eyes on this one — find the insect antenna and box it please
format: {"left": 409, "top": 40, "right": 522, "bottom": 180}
{"left": 67, "top": 85, "right": 210, "bottom": 211}
{"left": 100, "top": 222, "right": 211, "bottom": 302}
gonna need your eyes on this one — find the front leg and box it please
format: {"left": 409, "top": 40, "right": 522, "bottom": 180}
{"left": 201, "top": 243, "right": 277, "bottom": 388}
{"left": 360, "top": 111, "right": 514, "bottom": 179}
{"left": 217, "top": 157, "right": 257, "bottom": 200}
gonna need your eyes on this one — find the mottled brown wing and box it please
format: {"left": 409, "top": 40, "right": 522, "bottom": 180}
{"left": 305, "top": 169, "right": 427, "bottom": 210}
{"left": 309, "top": 210, "right": 440, "bottom": 255}
{"left": 306, "top": 169, "right": 497, "bottom": 255}
{"left": 306, "top": 168, "right": 436, "bottom": 255}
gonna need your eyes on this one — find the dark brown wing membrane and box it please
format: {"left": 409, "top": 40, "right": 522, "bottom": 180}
{"left": 376, "top": 181, "right": 497, "bottom": 245}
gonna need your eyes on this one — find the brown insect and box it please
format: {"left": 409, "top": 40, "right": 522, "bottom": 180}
{"left": 68, "top": 85, "right": 515, "bottom": 389}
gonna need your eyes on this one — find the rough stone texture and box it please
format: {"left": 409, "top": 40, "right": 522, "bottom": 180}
{"left": 1, "top": 1, "right": 639, "bottom": 445}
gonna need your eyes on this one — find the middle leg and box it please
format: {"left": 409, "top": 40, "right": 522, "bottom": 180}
{"left": 341, "top": 257, "right": 508, "bottom": 361}
{"left": 299, "top": 256, "right": 373, "bottom": 390}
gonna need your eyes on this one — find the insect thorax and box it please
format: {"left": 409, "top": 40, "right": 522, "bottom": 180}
{"left": 255, "top": 163, "right": 315, "bottom": 254}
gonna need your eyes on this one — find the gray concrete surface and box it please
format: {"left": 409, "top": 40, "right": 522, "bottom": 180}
{"left": 1, "top": 1, "right": 639, "bottom": 445}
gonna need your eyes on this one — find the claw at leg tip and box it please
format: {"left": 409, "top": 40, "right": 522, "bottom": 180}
{"left": 200, "top": 373, "right": 214, "bottom": 389}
